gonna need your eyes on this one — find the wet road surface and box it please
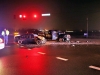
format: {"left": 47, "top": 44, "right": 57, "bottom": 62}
{"left": 0, "top": 43, "right": 100, "bottom": 75}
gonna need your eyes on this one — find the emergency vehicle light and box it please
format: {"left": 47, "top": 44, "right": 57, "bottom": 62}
{"left": 0, "top": 38, "right": 3, "bottom": 43}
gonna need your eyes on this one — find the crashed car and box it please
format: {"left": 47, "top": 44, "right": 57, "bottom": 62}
{"left": 15, "top": 33, "right": 46, "bottom": 46}
{"left": 57, "top": 34, "right": 67, "bottom": 42}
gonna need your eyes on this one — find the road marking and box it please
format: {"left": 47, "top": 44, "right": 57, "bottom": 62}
{"left": 89, "top": 65, "right": 100, "bottom": 71}
{"left": 5, "top": 46, "right": 11, "bottom": 47}
{"left": 28, "top": 48, "right": 32, "bottom": 50}
{"left": 38, "top": 52, "right": 46, "bottom": 55}
{"left": 56, "top": 57, "right": 68, "bottom": 61}
{"left": 72, "top": 44, "right": 75, "bottom": 46}
{"left": 20, "top": 46, "right": 24, "bottom": 47}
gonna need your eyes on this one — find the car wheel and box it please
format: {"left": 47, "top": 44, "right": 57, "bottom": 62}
{"left": 59, "top": 38, "right": 62, "bottom": 42}
{"left": 18, "top": 40, "right": 22, "bottom": 44}
{"left": 42, "top": 39, "right": 46, "bottom": 44}
{"left": 36, "top": 40, "right": 42, "bottom": 45}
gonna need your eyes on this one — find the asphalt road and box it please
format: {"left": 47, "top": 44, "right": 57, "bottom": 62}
{"left": 0, "top": 43, "right": 100, "bottom": 75}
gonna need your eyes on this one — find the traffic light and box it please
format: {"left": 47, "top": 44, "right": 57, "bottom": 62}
{"left": 14, "top": 15, "right": 16, "bottom": 19}
{"left": 19, "top": 15, "right": 26, "bottom": 20}
{"left": 23, "top": 15, "right": 26, "bottom": 18}
{"left": 33, "top": 14, "right": 37, "bottom": 18}
{"left": 19, "top": 15, "right": 22, "bottom": 18}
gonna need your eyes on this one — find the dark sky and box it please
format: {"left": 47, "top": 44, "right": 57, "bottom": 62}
{"left": 0, "top": 0, "right": 100, "bottom": 30}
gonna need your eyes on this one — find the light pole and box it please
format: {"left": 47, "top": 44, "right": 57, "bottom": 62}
{"left": 87, "top": 17, "right": 88, "bottom": 38}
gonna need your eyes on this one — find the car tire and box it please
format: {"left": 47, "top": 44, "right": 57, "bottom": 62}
{"left": 36, "top": 40, "right": 42, "bottom": 45}
{"left": 59, "top": 38, "right": 63, "bottom": 42}
{"left": 18, "top": 40, "right": 22, "bottom": 44}
{"left": 42, "top": 39, "right": 46, "bottom": 44}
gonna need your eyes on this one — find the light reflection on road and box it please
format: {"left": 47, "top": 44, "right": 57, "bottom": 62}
{"left": 0, "top": 44, "right": 100, "bottom": 75}
{"left": 17, "top": 47, "right": 47, "bottom": 75}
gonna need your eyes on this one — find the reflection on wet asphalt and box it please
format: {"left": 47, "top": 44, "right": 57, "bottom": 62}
{"left": 0, "top": 44, "right": 100, "bottom": 75}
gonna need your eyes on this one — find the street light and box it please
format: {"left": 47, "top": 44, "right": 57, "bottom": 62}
{"left": 42, "top": 13, "right": 51, "bottom": 16}
{"left": 87, "top": 17, "right": 88, "bottom": 38}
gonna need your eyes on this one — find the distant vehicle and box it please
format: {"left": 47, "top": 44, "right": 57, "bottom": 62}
{"left": 0, "top": 37, "right": 5, "bottom": 49}
{"left": 15, "top": 33, "right": 46, "bottom": 46}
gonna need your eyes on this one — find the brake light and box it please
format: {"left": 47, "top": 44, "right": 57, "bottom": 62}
{"left": 0, "top": 38, "right": 3, "bottom": 43}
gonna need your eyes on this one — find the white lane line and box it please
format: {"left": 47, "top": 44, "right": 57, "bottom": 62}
{"left": 20, "top": 46, "right": 24, "bottom": 47}
{"left": 89, "top": 65, "right": 100, "bottom": 71}
{"left": 28, "top": 48, "right": 32, "bottom": 50}
{"left": 56, "top": 57, "right": 68, "bottom": 61}
{"left": 5, "top": 46, "right": 11, "bottom": 47}
{"left": 38, "top": 52, "right": 46, "bottom": 55}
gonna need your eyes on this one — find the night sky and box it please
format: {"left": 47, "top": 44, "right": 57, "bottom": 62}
{"left": 0, "top": 0, "right": 100, "bottom": 30}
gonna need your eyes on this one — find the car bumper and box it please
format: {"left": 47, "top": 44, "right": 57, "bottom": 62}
{"left": 0, "top": 43, "right": 5, "bottom": 49}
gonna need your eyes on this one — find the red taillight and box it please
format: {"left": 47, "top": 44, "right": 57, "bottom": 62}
{"left": 0, "top": 38, "right": 3, "bottom": 43}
